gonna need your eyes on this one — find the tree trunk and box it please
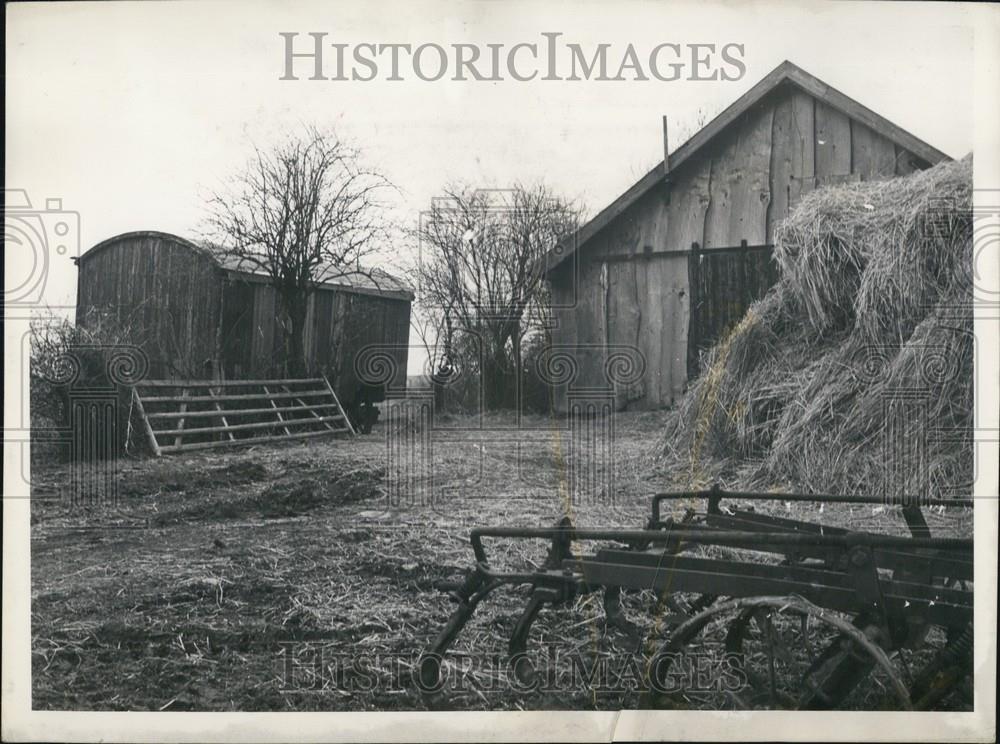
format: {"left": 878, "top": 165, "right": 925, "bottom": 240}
{"left": 512, "top": 321, "right": 522, "bottom": 413}
{"left": 482, "top": 343, "right": 512, "bottom": 411}
{"left": 284, "top": 292, "right": 309, "bottom": 377}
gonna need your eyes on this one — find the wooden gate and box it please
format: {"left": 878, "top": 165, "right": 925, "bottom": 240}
{"left": 132, "top": 377, "right": 355, "bottom": 455}
{"left": 687, "top": 240, "right": 778, "bottom": 377}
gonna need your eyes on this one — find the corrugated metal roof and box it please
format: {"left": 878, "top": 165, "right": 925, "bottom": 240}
{"left": 213, "top": 251, "right": 414, "bottom": 299}
{"left": 77, "top": 231, "right": 413, "bottom": 301}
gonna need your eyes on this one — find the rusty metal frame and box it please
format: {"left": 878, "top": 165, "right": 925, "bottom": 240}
{"left": 420, "top": 487, "right": 974, "bottom": 707}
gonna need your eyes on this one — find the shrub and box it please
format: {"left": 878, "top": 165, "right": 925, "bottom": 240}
{"left": 30, "top": 309, "right": 150, "bottom": 465}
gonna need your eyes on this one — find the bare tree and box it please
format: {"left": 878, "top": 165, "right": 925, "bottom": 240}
{"left": 204, "top": 126, "right": 393, "bottom": 376}
{"left": 414, "top": 184, "right": 580, "bottom": 409}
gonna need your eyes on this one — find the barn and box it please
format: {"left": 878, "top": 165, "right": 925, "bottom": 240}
{"left": 74, "top": 230, "right": 412, "bottom": 403}
{"left": 541, "top": 60, "right": 950, "bottom": 412}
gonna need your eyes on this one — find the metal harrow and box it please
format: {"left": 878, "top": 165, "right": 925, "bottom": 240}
{"left": 419, "top": 488, "right": 973, "bottom": 709}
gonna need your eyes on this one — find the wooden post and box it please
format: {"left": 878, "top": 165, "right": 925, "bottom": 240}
{"left": 131, "top": 386, "right": 162, "bottom": 456}
{"left": 740, "top": 238, "right": 751, "bottom": 311}
{"left": 662, "top": 115, "right": 670, "bottom": 177}
{"left": 662, "top": 115, "right": 672, "bottom": 206}
{"left": 324, "top": 376, "right": 357, "bottom": 436}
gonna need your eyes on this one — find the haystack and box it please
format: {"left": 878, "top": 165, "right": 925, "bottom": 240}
{"left": 661, "top": 155, "right": 973, "bottom": 500}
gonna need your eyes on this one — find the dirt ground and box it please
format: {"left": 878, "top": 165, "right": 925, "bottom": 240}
{"left": 30, "top": 408, "right": 972, "bottom": 711}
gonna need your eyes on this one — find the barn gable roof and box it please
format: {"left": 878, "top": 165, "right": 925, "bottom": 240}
{"left": 542, "top": 60, "right": 951, "bottom": 274}
{"left": 77, "top": 230, "right": 414, "bottom": 301}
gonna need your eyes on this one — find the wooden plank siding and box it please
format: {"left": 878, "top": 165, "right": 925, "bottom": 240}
{"left": 217, "top": 277, "right": 410, "bottom": 401}
{"left": 76, "top": 233, "right": 223, "bottom": 379}
{"left": 767, "top": 89, "right": 815, "bottom": 236}
{"left": 547, "top": 84, "right": 926, "bottom": 412}
{"left": 76, "top": 231, "right": 412, "bottom": 403}
{"left": 814, "top": 100, "right": 853, "bottom": 179}
{"left": 538, "top": 61, "right": 946, "bottom": 278}
{"left": 852, "top": 122, "right": 898, "bottom": 181}
{"left": 218, "top": 279, "right": 410, "bottom": 398}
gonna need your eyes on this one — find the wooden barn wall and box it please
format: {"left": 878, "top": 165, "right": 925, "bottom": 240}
{"left": 76, "top": 235, "right": 223, "bottom": 379}
{"left": 549, "top": 84, "right": 924, "bottom": 411}
{"left": 690, "top": 98, "right": 778, "bottom": 371}
{"left": 220, "top": 278, "right": 410, "bottom": 398}
{"left": 332, "top": 292, "right": 411, "bottom": 400}
{"left": 549, "top": 181, "right": 688, "bottom": 412}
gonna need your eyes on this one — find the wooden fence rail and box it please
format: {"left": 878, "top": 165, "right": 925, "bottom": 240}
{"left": 132, "top": 377, "right": 355, "bottom": 455}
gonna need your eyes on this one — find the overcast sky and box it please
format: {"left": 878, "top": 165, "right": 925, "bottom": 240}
{"left": 6, "top": 0, "right": 978, "bottom": 371}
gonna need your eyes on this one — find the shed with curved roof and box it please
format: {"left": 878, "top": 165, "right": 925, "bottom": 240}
{"left": 75, "top": 230, "right": 411, "bottom": 398}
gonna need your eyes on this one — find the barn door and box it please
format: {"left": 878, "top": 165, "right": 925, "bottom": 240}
{"left": 687, "top": 241, "right": 778, "bottom": 376}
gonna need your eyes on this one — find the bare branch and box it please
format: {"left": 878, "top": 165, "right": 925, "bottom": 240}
{"left": 201, "top": 125, "right": 396, "bottom": 375}
{"left": 412, "top": 182, "right": 581, "bottom": 408}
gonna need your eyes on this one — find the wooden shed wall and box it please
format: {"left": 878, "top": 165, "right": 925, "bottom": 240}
{"left": 77, "top": 234, "right": 411, "bottom": 397}
{"left": 220, "top": 277, "right": 410, "bottom": 397}
{"left": 334, "top": 291, "right": 411, "bottom": 398}
{"left": 549, "top": 84, "right": 925, "bottom": 411}
{"left": 76, "top": 234, "right": 223, "bottom": 379}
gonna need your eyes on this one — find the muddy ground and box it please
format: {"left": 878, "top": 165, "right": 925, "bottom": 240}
{"left": 30, "top": 409, "right": 971, "bottom": 711}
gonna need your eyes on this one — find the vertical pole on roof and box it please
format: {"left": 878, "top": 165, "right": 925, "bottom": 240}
{"left": 662, "top": 115, "right": 670, "bottom": 178}
{"left": 662, "top": 115, "right": 672, "bottom": 205}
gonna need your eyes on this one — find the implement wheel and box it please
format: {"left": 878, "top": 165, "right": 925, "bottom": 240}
{"left": 643, "top": 595, "right": 912, "bottom": 711}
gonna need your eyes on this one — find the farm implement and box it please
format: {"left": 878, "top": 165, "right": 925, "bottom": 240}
{"left": 419, "top": 488, "right": 973, "bottom": 710}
